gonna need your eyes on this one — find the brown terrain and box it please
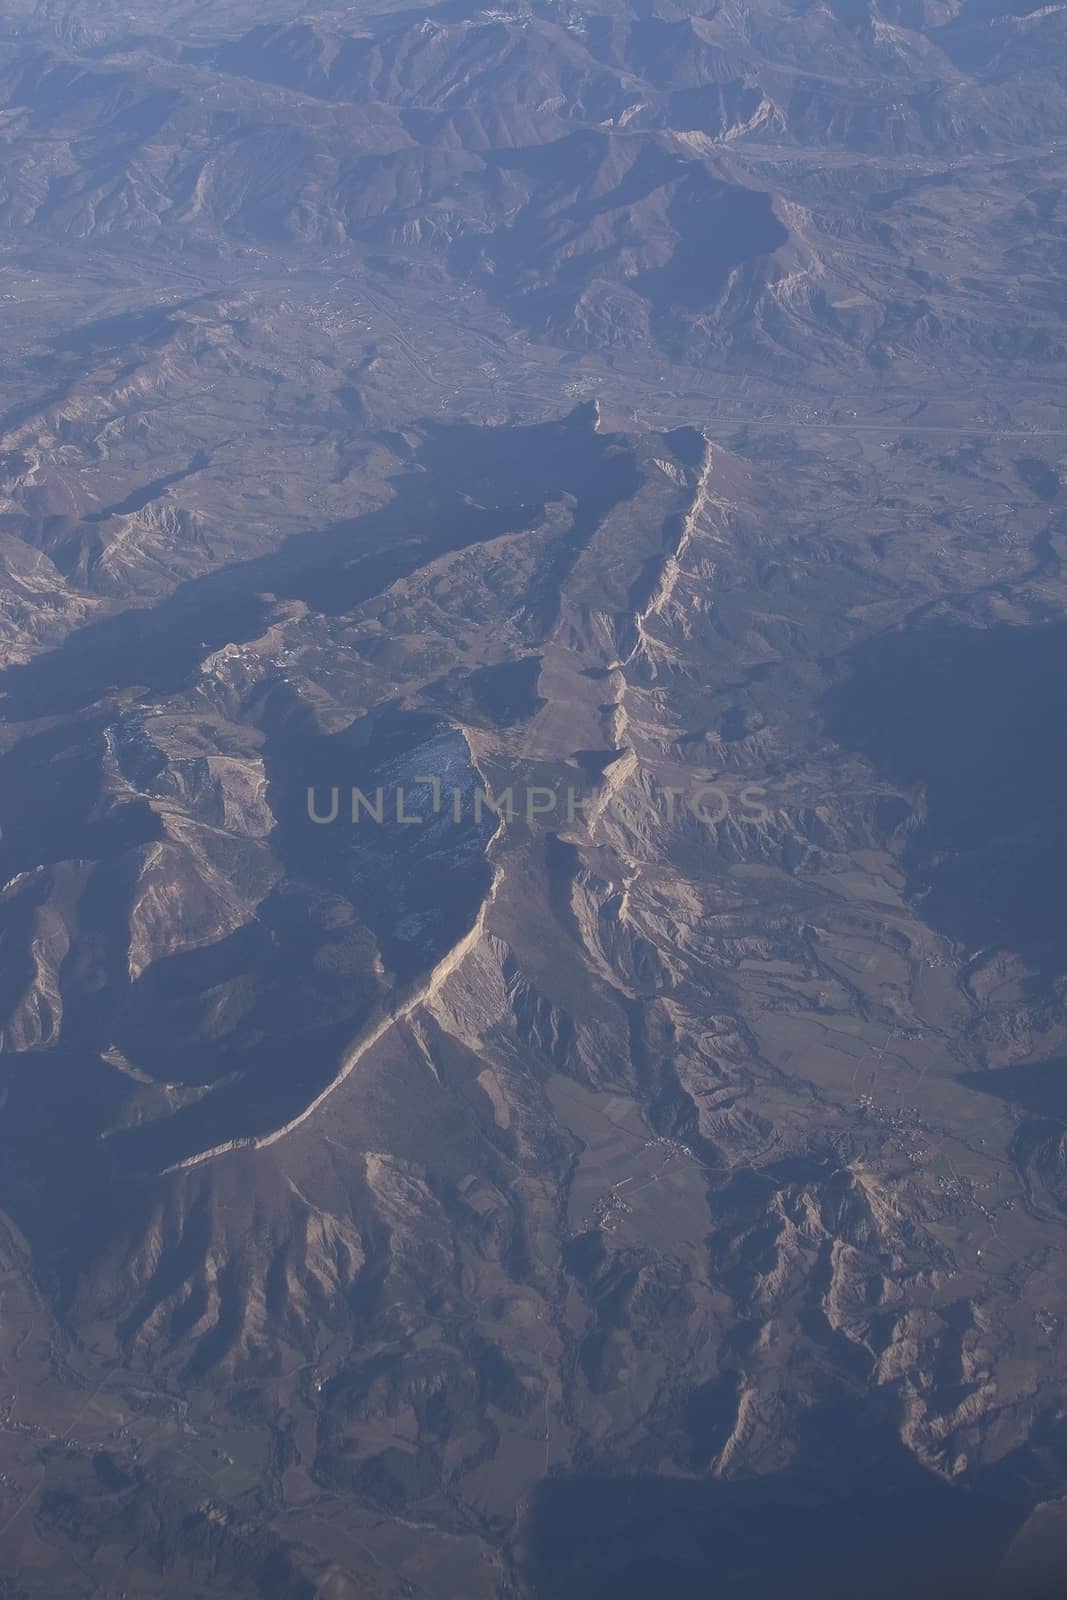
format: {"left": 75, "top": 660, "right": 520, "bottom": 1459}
{"left": 0, "top": 0, "right": 1066, "bottom": 1595}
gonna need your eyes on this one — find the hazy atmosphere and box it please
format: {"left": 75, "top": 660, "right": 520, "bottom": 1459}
{"left": 0, "top": 0, "right": 1066, "bottom": 1594}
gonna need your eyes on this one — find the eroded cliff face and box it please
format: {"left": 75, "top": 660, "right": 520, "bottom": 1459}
{"left": 2, "top": 397, "right": 1067, "bottom": 1596}
{"left": 1, "top": 0, "right": 1066, "bottom": 1590}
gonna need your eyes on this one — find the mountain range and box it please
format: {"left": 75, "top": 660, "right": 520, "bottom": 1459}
{"left": 0, "top": 1, "right": 1066, "bottom": 1595}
